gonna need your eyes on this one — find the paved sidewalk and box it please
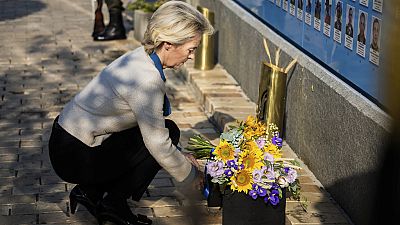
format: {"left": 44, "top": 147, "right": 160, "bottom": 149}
{"left": 0, "top": 0, "right": 352, "bottom": 224}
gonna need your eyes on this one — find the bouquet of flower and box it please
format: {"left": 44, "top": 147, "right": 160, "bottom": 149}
{"left": 187, "top": 116, "right": 302, "bottom": 206}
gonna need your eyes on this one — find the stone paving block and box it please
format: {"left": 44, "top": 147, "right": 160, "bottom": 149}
{"left": 0, "top": 169, "right": 15, "bottom": 178}
{"left": 0, "top": 140, "right": 19, "bottom": 148}
{"left": 12, "top": 176, "right": 40, "bottom": 186}
{"left": 133, "top": 207, "right": 154, "bottom": 218}
{"left": 0, "top": 204, "right": 12, "bottom": 216}
{"left": 0, "top": 162, "right": 18, "bottom": 170}
{"left": 38, "top": 211, "right": 70, "bottom": 224}
{"left": 40, "top": 184, "right": 68, "bottom": 194}
{"left": 291, "top": 192, "right": 333, "bottom": 203}
{"left": 286, "top": 211, "right": 351, "bottom": 224}
{"left": 149, "top": 178, "right": 174, "bottom": 188}
{"left": 0, "top": 154, "right": 18, "bottom": 162}
{"left": 17, "top": 147, "right": 43, "bottom": 155}
{"left": 133, "top": 197, "right": 180, "bottom": 208}
{"left": 41, "top": 175, "right": 65, "bottom": 185}
{"left": 147, "top": 187, "right": 179, "bottom": 198}
{"left": 37, "top": 200, "right": 67, "bottom": 213}
{"left": 154, "top": 216, "right": 196, "bottom": 225}
{"left": 11, "top": 203, "right": 37, "bottom": 215}
{"left": 0, "top": 214, "right": 37, "bottom": 224}
{"left": 153, "top": 206, "right": 187, "bottom": 217}
{"left": 12, "top": 185, "right": 40, "bottom": 196}
{"left": 0, "top": 195, "right": 36, "bottom": 206}
{"left": 287, "top": 201, "right": 343, "bottom": 214}
{"left": 154, "top": 170, "right": 173, "bottom": 179}
{"left": 19, "top": 139, "right": 42, "bottom": 148}
{"left": 67, "top": 210, "right": 98, "bottom": 223}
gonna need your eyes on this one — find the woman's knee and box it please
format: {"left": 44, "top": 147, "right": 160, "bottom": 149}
{"left": 165, "top": 119, "right": 180, "bottom": 146}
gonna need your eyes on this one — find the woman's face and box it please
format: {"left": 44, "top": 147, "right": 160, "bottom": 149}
{"left": 163, "top": 34, "right": 202, "bottom": 69}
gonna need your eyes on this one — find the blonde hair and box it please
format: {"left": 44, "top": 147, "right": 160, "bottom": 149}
{"left": 142, "top": 1, "right": 214, "bottom": 54}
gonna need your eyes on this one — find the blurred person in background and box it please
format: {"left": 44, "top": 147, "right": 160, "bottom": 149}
{"left": 92, "top": 0, "right": 126, "bottom": 41}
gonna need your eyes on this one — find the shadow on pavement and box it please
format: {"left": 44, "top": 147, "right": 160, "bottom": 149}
{"left": 0, "top": 0, "right": 46, "bottom": 21}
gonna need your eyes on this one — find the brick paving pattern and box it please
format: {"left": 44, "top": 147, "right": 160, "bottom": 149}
{"left": 0, "top": 0, "right": 353, "bottom": 224}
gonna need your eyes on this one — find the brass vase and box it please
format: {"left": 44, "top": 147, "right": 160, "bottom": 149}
{"left": 257, "top": 62, "right": 288, "bottom": 134}
{"left": 194, "top": 6, "right": 215, "bottom": 70}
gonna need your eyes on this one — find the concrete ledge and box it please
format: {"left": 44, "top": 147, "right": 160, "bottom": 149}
{"left": 176, "top": 61, "right": 256, "bottom": 132}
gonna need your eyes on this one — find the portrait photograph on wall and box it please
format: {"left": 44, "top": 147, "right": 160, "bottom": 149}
{"left": 356, "top": 10, "right": 367, "bottom": 58}
{"left": 324, "top": 0, "right": 332, "bottom": 37}
{"left": 369, "top": 16, "right": 381, "bottom": 66}
{"left": 283, "top": 0, "right": 289, "bottom": 11}
{"left": 297, "top": 0, "right": 304, "bottom": 20}
{"left": 276, "top": 0, "right": 282, "bottom": 8}
{"left": 305, "top": 0, "right": 312, "bottom": 25}
{"left": 345, "top": 4, "right": 355, "bottom": 50}
{"left": 334, "top": 0, "right": 343, "bottom": 43}
{"left": 314, "top": 0, "right": 322, "bottom": 31}
{"left": 290, "top": 0, "right": 296, "bottom": 15}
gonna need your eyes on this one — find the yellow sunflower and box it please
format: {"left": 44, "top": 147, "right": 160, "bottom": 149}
{"left": 230, "top": 169, "right": 253, "bottom": 194}
{"left": 239, "top": 142, "right": 264, "bottom": 170}
{"left": 243, "top": 116, "right": 267, "bottom": 139}
{"left": 244, "top": 115, "right": 257, "bottom": 127}
{"left": 213, "top": 139, "right": 235, "bottom": 163}
{"left": 264, "top": 143, "right": 283, "bottom": 159}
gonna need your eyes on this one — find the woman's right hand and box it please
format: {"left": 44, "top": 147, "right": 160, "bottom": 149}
{"left": 182, "top": 152, "right": 204, "bottom": 191}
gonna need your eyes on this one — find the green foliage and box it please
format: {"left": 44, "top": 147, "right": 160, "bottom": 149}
{"left": 186, "top": 135, "right": 216, "bottom": 159}
{"left": 126, "top": 0, "right": 168, "bottom": 13}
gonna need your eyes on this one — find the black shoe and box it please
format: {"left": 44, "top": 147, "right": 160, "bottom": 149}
{"left": 93, "top": 26, "right": 126, "bottom": 41}
{"left": 93, "top": 10, "right": 126, "bottom": 41}
{"left": 69, "top": 185, "right": 102, "bottom": 217}
{"left": 96, "top": 195, "right": 152, "bottom": 225}
{"left": 92, "top": 0, "right": 105, "bottom": 38}
{"left": 92, "top": 18, "right": 105, "bottom": 38}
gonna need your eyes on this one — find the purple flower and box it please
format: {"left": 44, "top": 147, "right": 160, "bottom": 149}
{"left": 206, "top": 161, "right": 224, "bottom": 177}
{"left": 261, "top": 166, "right": 275, "bottom": 180}
{"left": 264, "top": 153, "right": 274, "bottom": 162}
{"left": 268, "top": 189, "right": 280, "bottom": 206}
{"left": 252, "top": 183, "right": 260, "bottom": 190}
{"left": 286, "top": 168, "right": 298, "bottom": 183}
{"left": 209, "top": 148, "right": 215, "bottom": 158}
{"left": 252, "top": 169, "right": 263, "bottom": 183}
{"left": 224, "top": 169, "right": 234, "bottom": 177}
{"left": 249, "top": 190, "right": 258, "bottom": 199}
{"left": 272, "top": 136, "right": 282, "bottom": 147}
{"left": 255, "top": 137, "right": 266, "bottom": 149}
{"left": 227, "top": 160, "right": 236, "bottom": 168}
{"left": 257, "top": 187, "right": 267, "bottom": 197}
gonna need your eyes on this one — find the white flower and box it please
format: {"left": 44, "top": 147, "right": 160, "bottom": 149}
{"left": 277, "top": 176, "right": 289, "bottom": 188}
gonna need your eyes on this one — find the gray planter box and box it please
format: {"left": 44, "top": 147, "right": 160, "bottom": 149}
{"left": 134, "top": 9, "right": 153, "bottom": 42}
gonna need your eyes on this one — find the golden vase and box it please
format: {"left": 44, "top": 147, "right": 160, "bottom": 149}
{"left": 257, "top": 62, "right": 288, "bottom": 134}
{"left": 194, "top": 6, "right": 215, "bottom": 70}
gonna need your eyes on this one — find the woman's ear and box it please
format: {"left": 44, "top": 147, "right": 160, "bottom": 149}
{"left": 163, "top": 42, "right": 173, "bottom": 51}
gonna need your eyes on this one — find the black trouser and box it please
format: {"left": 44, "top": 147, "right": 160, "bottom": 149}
{"left": 48, "top": 116, "right": 180, "bottom": 201}
{"left": 105, "top": 0, "right": 124, "bottom": 13}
